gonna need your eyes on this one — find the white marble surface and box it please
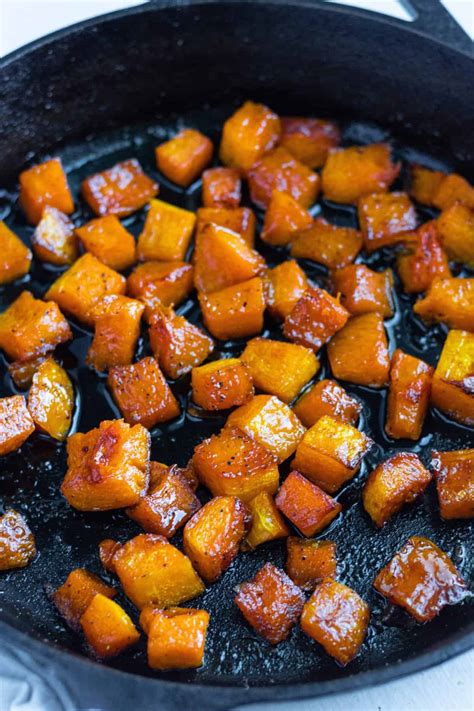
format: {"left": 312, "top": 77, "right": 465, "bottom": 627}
{"left": 0, "top": 1, "right": 472, "bottom": 710}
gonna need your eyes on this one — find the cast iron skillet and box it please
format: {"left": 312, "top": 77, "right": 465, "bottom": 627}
{"left": 0, "top": 1, "right": 473, "bottom": 709}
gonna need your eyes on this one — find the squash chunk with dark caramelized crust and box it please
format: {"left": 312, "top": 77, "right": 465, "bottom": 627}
{"left": 432, "top": 449, "right": 474, "bottom": 520}
{"left": 99, "top": 539, "right": 122, "bottom": 573}
{"left": 80, "top": 594, "right": 140, "bottom": 658}
{"left": 358, "top": 192, "right": 417, "bottom": 252}
{"left": 32, "top": 207, "right": 77, "bottom": 266}
{"left": 51, "top": 568, "right": 116, "bottom": 631}
{"left": 243, "top": 492, "right": 289, "bottom": 550}
{"left": 202, "top": 167, "right": 241, "bottom": 208}
{"left": 437, "top": 203, "right": 474, "bottom": 267}
{"left": 0, "top": 509, "right": 36, "bottom": 571}
{"left": 192, "top": 358, "right": 254, "bottom": 411}
{"left": 332, "top": 264, "right": 394, "bottom": 317}
{"left": 28, "top": 358, "right": 74, "bottom": 441}
{"left": 127, "top": 261, "right": 194, "bottom": 320}
{"left": 155, "top": 129, "right": 213, "bottom": 187}
{"left": 276, "top": 470, "right": 341, "bottom": 536}
{"left": 75, "top": 215, "right": 136, "bottom": 271}
{"left": 385, "top": 349, "right": 433, "bottom": 440}
{"left": 82, "top": 158, "right": 158, "bottom": 217}
{"left": 430, "top": 329, "right": 474, "bottom": 426}
{"left": 264, "top": 260, "right": 309, "bottom": 320}
{"left": 87, "top": 295, "right": 144, "bottom": 372}
{"left": 219, "top": 101, "right": 281, "bottom": 173}
{"left": 284, "top": 287, "right": 349, "bottom": 352}
{"left": 19, "top": 157, "right": 74, "bottom": 224}
{"left": 147, "top": 608, "right": 209, "bottom": 670}
{"left": 414, "top": 277, "right": 474, "bottom": 331}
{"left": 199, "top": 277, "right": 266, "bottom": 341}
{"left": 285, "top": 538, "right": 336, "bottom": 591}
{"left": 293, "top": 379, "right": 361, "bottom": 429}
{"left": 248, "top": 146, "right": 320, "bottom": 210}
{"left": 0, "top": 395, "right": 35, "bottom": 455}
{"left": 397, "top": 221, "right": 451, "bottom": 294}
{"left": 0, "top": 221, "right": 32, "bottom": 284}
{"left": 291, "top": 218, "right": 362, "bottom": 269}
{"left": 196, "top": 207, "right": 256, "bottom": 246}
{"left": 137, "top": 199, "right": 196, "bottom": 262}
{"left": 261, "top": 190, "right": 313, "bottom": 246}
{"left": 280, "top": 117, "right": 340, "bottom": 169}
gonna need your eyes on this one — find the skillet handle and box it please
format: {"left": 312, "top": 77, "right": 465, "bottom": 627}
{"left": 408, "top": 0, "right": 473, "bottom": 54}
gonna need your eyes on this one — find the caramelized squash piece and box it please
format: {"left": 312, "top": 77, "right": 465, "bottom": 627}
{"left": 28, "top": 358, "right": 74, "bottom": 441}
{"left": 137, "top": 199, "right": 196, "bottom": 262}
{"left": 45, "top": 253, "right": 126, "bottom": 326}
{"left": 432, "top": 449, "right": 474, "bottom": 520}
{"left": 235, "top": 563, "right": 304, "bottom": 644}
{"left": 75, "top": 215, "right": 136, "bottom": 271}
{"left": 248, "top": 146, "right": 320, "bottom": 209}
{"left": 276, "top": 470, "right": 341, "bottom": 536}
{"left": 385, "top": 349, "right": 433, "bottom": 440}
{"left": 199, "top": 277, "right": 265, "bottom": 341}
{"left": 219, "top": 101, "right": 281, "bottom": 172}
{"left": 280, "top": 117, "right": 340, "bottom": 169}
{"left": 19, "top": 157, "right": 74, "bottom": 224}
{"left": 327, "top": 313, "right": 390, "bottom": 387}
{"left": 410, "top": 164, "right": 445, "bottom": 206}
{"left": 430, "top": 330, "right": 474, "bottom": 426}
{"left": 261, "top": 190, "right": 313, "bottom": 246}
{"left": 0, "top": 509, "right": 36, "bottom": 571}
{"left": 99, "top": 539, "right": 122, "bottom": 573}
{"left": 52, "top": 568, "right": 116, "bottom": 630}
{"left": 192, "top": 425, "right": 279, "bottom": 503}
{"left": 32, "top": 207, "right": 77, "bottom": 266}
{"left": 358, "top": 192, "right": 417, "bottom": 252}
{"left": 414, "top": 277, "right": 474, "bottom": 331}
{"left": 202, "top": 167, "right": 241, "bottom": 208}
{"left": 264, "top": 260, "right": 309, "bottom": 320}
{"left": 432, "top": 173, "right": 474, "bottom": 211}
{"left": 192, "top": 358, "right": 254, "bottom": 410}
{"left": 108, "top": 357, "right": 180, "bottom": 429}
{"left": 322, "top": 143, "right": 400, "bottom": 204}
{"left": 226, "top": 394, "right": 305, "bottom": 462}
{"left": 196, "top": 206, "right": 256, "bottom": 247}
{"left": 82, "top": 159, "right": 158, "bottom": 217}
{"left": 80, "top": 594, "right": 140, "bottom": 658}
{"left": 437, "top": 203, "right": 474, "bottom": 267}
{"left": 127, "top": 261, "right": 194, "bottom": 319}
{"left": 374, "top": 536, "right": 467, "bottom": 622}
{"left": 243, "top": 492, "right": 289, "bottom": 550}
{"left": 114, "top": 533, "right": 204, "bottom": 609}
{"left": 291, "top": 218, "right": 362, "bottom": 269}
{"left": 241, "top": 337, "right": 318, "bottom": 403}
{"left": 292, "top": 415, "right": 372, "bottom": 493}
{"left": 284, "top": 287, "right": 349, "bottom": 352}
{"left": 293, "top": 379, "right": 361, "bottom": 429}
{"left": 87, "top": 295, "right": 144, "bottom": 372}
{"left": 147, "top": 608, "right": 209, "bottom": 670}
{"left": 8, "top": 356, "right": 46, "bottom": 390}
{"left": 285, "top": 538, "right": 336, "bottom": 590}
{"left": 332, "top": 264, "right": 393, "bottom": 317}
{"left": 0, "top": 395, "right": 35, "bottom": 455}
{"left": 301, "top": 579, "right": 369, "bottom": 665}
{"left": 155, "top": 129, "right": 213, "bottom": 187}
{"left": 61, "top": 419, "right": 150, "bottom": 511}
{"left": 397, "top": 221, "right": 451, "bottom": 294}
{"left": 0, "top": 222, "right": 32, "bottom": 284}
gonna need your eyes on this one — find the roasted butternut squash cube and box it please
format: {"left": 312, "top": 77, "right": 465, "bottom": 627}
{"left": 196, "top": 206, "right": 256, "bottom": 246}
{"left": 137, "top": 199, "right": 195, "bottom": 262}
{"left": 264, "top": 260, "right": 308, "bottom": 320}
{"left": 291, "top": 218, "right": 362, "bottom": 269}
{"left": 397, "top": 221, "right": 451, "bottom": 294}
{"left": 108, "top": 357, "right": 180, "bottom": 429}
{"left": 202, "top": 167, "right": 241, "bottom": 208}
{"left": 0, "top": 222, "right": 32, "bottom": 284}
{"left": 432, "top": 173, "right": 474, "bottom": 211}
{"left": 87, "top": 295, "right": 144, "bottom": 372}
{"left": 99, "top": 539, "right": 122, "bottom": 573}
{"left": 219, "top": 101, "right": 281, "bottom": 172}
{"left": 19, "top": 157, "right": 74, "bottom": 224}
{"left": 75, "top": 214, "right": 136, "bottom": 271}
{"left": 276, "top": 470, "right": 341, "bottom": 536}
{"left": 226, "top": 394, "right": 305, "bottom": 461}
{"left": 45, "top": 253, "right": 126, "bottom": 326}
{"left": 192, "top": 425, "right": 279, "bottom": 502}
{"left": 248, "top": 146, "right": 320, "bottom": 210}
{"left": 414, "top": 277, "right": 474, "bottom": 331}
{"left": 410, "top": 164, "right": 446, "bottom": 206}
{"left": 261, "top": 190, "right": 313, "bottom": 246}
{"left": 114, "top": 533, "right": 204, "bottom": 609}
{"left": 292, "top": 415, "right": 372, "bottom": 493}
{"left": 61, "top": 419, "right": 150, "bottom": 511}
{"left": 280, "top": 117, "right": 340, "bottom": 169}
{"left": 8, "top": 356, "right": 46, "bottom": 390}
{"left": 0, "top": 509, "right": 36, "bottom": 571}
{"left": 156, "top": 129, "right": 212, "bottom": 187}
{"left": 32, "top": 207, "right": 77, "bottom": 266}
{"left": 283, "top": 287, "right": 349, "bottom": 352}
{"left": 293, "top": 379, "right": 361, "bottom": 429}
{"left": 80, "top": 594, "right": 140, "bottom": 658}
{"left": 147, "top": 608, "right": 209, "bottom": 670}
{"left": 243, "top": 492, "right": 289, "bottom": 550}
{"left": 332, "top": 264, "right": 394, "bottom": 317}
{"left": 192, "top": 358, "right": 254, "bottom": 410}
{"left": 374, "top": 536, "right": 467, "bottom": 622}
{"left": 52, "top": 568, "right": 116, "bottom": 630}
{"left": 301, "top": 579, "right": 369, "bottom": 665}
{"left": 430, "top": 330, "right": 474, "bottom": 425}
{"left": 285, "top": 538, "right": 336, "bottom": 590}
{"left": 0, "top": 395, "right": 35, "bottom": 455}
{"left": 183, "top": 496, "right": 249, "bottom": 582}
{"left": 28, "top": 358, "right": 74, "bottom": 441}
{"left": 432, "top": 449, "right": 474, "bottom": 520}
{"left": 385, "top": 349, "right": 433, "bottom": 440}
{"left": 0, "top": 291, "right": 72, "bottom": 362}
{"left": 235, "top": 563, "right": 304, "bottom": 644}
{"left": 199, "top": 277, "right": 265, "bottom": 341}
{"left": 327, "top": 313, "right": 390, "bottom": 387}
{"left": 437, "top": 205, "right": 474, "bottom": 271}
{"left": 241, "top": 337, "right": 318, "bottom": 403}
{"left": 82, "top": 159, "right": 158, "bottom": 217}
{"left": 358, "top": 192, "right": 417, "bottom": 253}
{"left": 127, "top": 261, "right": 194, "bottom": 319}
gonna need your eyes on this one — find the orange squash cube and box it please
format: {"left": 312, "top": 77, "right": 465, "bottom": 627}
{"left": 358, "top": 192, "right": 418, "bottom": 253}
{"left": 276, "top": 470, "right": 341, "bottom": 536}
{"left": 114, "top": 533, "right": 204, "bottom": 609}
{"left": 327, "top": 313, "right": 390, "bottom": 387}
{"left": 264, "top": 260, "right": 308, "bottom": 320}
{"left": 202, "top": 167, "right": 241, "bottom": 208}
{"left": 432, "top": 173, "right": 474, "bottom": 211}
{"left": 61, "top": 419, "right": 150, "bottom": 511}
{"left": 301, "top": 580, "right": 369, "bottom": 665}
{"left": 155, "top": 129, "right": 212, "bottom": 187}
{"left": 127, "top": 261, "right": 194, "bottom": 319}
{"left": 32, "top": 207, "right": 77, "bottom": 266}
{"left": 196, "top": 206, "right": 256, "bottom": 246}
{"left": 280, "top": 117, "right": 340, "bottom": 169}
{"left": 192, "top": 358, "right": 254, "bottom": 410}
{"left": 235, "top": 563, "right": 304, "bottom": 644}
{"left": 8, "top": 356, "right": 46, "bottom": 390}
{"left": 19, "top": 157, "right": 74, "bottom": 224}
{"left": 432, "top": 449, "right": 474, "bottom": 520}
{"left": 332, "top": 264, "right": 394, "bottom": 317}
{"left": 52, "top": 568, "right": 116, "bottom": 630}
{"left": 28, "top": 358, "right": 74, "bottom": 441}
{"left": 430, "top": 330, "right": 474, "bottom": 426}
{"left": 75, "top": 214, "right": 136, "bottom": 271}
{"left": 192, "top": 425, "right": 279, "bottom": 502}
{"left": 292, "top": 415, "right": 372, "bottom": 493}
{"left": 0, "top": 291, "right": 72, "bottom": 362}
{"left": 0, "top": 222, "right": 32, "bottom": 284}
{"left": 137, "top": 199, "right": 195, "bottom": 262}
{"left": 0, "top": 395, "right": 35, "bottom": 455}
{"left": 243, "top": 492, "right": 289, "bottom": 549}
{"left": 80, "top": 594, "right": 140, "bottom": 658}
{"left": 293, "top": 379, "right": 361, "bottom": 429}
{"left": 437, "top": 203, "right": 474, "bottom": 267}
{"left": 291, "top": 217, "right": 362, "bottom": 269}
{"left": 385, "top": 349, "right": 433, "bottom": 440}
{"left": 82, "top": 158, "right": 158, "bottom": 217}
{"left": 226, "top": 394, "right": 305, "bottom": 462}
{"left": 108, "top": 357, "right": 180, "bottom": 429}
{"left": 99, "top": 539, "right": 122, "bottom": 573}
{"left": 414, "top": 277, "right": 474, "bottom": 331}
{"left": 285, "top": 538, "right": 336, "bottom": 590}
{"left": 0, "top": 509, "right": 36, "bottom": 571}
{"left": 410, "top": 164, "right": 446, "bottom": 206}
{"left": 397, "top": 221, "right": 451, "bottom": 294}
{"left": 199, "top": 277, "right": 265, "bottom": 341}
{"left": 284, "top": 287, "right": 349, "bottom": 352}
{"left": 374, "top": 536, "right": 467, "bottom": 622}
{"left": 147, "top": 608, "right": 209, "bottom": 670}
{"left": 45, "top": 253, "right": 126, "bottom": 326}
{"left": 219, "top": 101, "right": 281, "bottom": 172}
{"left": 261, "top": 190, "right": 313, "bottom": 246}
{"left": 248, "top": 146, "right": 320, "bottom": 210}
{"left": 87, "top": 295, "right": 144, "bottom": 372}
{"left": 241, "top": 337, "right": 318, "bottom": 403}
